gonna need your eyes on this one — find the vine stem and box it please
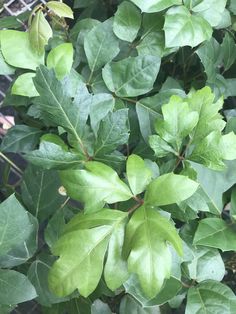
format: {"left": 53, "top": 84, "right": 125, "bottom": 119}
{"left": 0, "top": 152, "right": 23, "bottom": 175}
{"left": 128, "top": 196, "right": 144, "bottom": 215}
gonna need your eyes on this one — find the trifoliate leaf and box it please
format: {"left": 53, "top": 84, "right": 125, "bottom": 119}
{"left": 125, "top": 206, "right": 182, "bottom": 298}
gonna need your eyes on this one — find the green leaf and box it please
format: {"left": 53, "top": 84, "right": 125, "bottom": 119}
{"left": 0, "top": 30, "right": 44, "bottom": 70}
{"left": 221, "top": 32, "right": 236, "bottom": 71}
{"left": 127, "top": 154, "right": 152, "bottom": 195}
{"left": 0, "top": 270, "right": 37, "bottom": 305}
{"left": 186, "top": 0, "right": 227, "bottom": 27}
{"left": 90, "top": 93, "right": 115, "bottom": 136}
{"left": 120, "top": 295, "right": 161, "bottom": 314}
{"left": 193, "top": 218, "right": 236, "bottom": 251}
{"left": 149, "top": 135, "right": 176, "bottom": 158}
{"left": 29, "top": 10, "right": 53, "bottom": 55}
{"left": 11, "top": 72, "right": 39, "bottom": 98}
{"left": 45, "top": 208, "right": 66, "bottom": 248}
{"left": 145, "top": 173, "right": 199, "bottom": 206}
{"left": 60, "top": 161, "right": 132, "bottom": 212}
{"left": 47, "top": 43, "right": 74, "bottom": 80}
{"left": 125, "top": 206, "right": 182, "bottom": 298}
{"left": 130, "top": 0, "right": 181, "bottom": 13}
{"left": 0, "top": 125, "right": 42, "bottom": 153}
{"left": 0, "top": 195, "right": 38, "bottom": 257}
{"left": 84, "top": 19, "right": 120, "bottom": 72}
{"left": 164, "top": 6, "right": 212, "bottom": 48}
{"left": 0, "top": 50, "right": 15, "bottom": 75}
{"left": 49, "top": 210, "right": 127, "bottom": 297}
{"left": 21, "top": 165, "right": 66, "bottom": 221}
{"left": 113, "top": 1, "right": 141, "bottom": 42}
{"left": 91, "top": 300, "right": 112, "bottom": 314}
{"left": 102, "top": 55, "right": 160, "bottom": 97}
{"left": 186, "top": 281, "right": 236, "bottom": 314}
{"left": 184, "top": 246, "right": 225, "bottom": 282}
{"left": 46, "top": 1, "right": 74, "bottom": 19}
{"left": 33, "top": 66, "right": 92, "bottom": 157}
{"left": 94, "top": 109, "right": 130, "bottom": 156}
{"left": 28, "top": 255, "right": 70, "bottom": 306}
{"left": 155, "top": 95, "right": 199, "bottom": 151}
{"left": 26, "top": 140, "right": 83, "bottom": 170}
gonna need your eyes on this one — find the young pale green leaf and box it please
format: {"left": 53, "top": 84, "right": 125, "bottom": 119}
{"left": 186, "top": 0, "right": 227, "bottom": 27}
{"left": 193, "top": 218, "right": 236, "bottom": 251}
{"left": 149, "top": 135, "right": 176, "bottom": 158}
{"left": 113, "top": 1, "right": 141, "bottom": 42}
{"left": 0, "top": 195, "right": 38, "bottom": 257}
{"left": 47, "top": 43, "right": 73, "bottom": 80}
{"left": 33, "top": 66, "right": 92, "bottom": 156}
{"left": 0, "top": 50, "right": 15, "bottom": 75}
{"left": 11, "top": 72, "right": 39, "bottom": 97}
{"left": 125, "top": 206, "right": 182, "bottom": 298}
{"left": 46, "top": 1, "right": 74, "bottom": 19}
{"left": 126, "top": 154, "right": 152, "bottom": 195}
{"left": 94, "top": 109, "right": 130, "bottom": 156}
{"left": 84, "top": 19, "right": 120, "bottom": 73}
{"left": 164, "top": 6, "right": 212, "bottom": 48}
{"left": 21, "top": 165, "right": 65, "bottom": 221}
{"left": 155, "top": 95, "right": 199, "bottom": 151}
{"left": 145, "top": 173, "right": 199, "bottom": 207}
{"left": 0, "top": 30, "right": 44, "bottom": 70}
{"left": 0, "top": 270, "right": 37, "bottom": 305}
{"left": 130, "top": 0, "right": 181, "bottom": 13}
{"left": 29, "top": 10, "right": 52, "bottom": 55}
{"left": 60, "top": 161, "right": 132, "bottom": 212}
{"left": 26, "top": 141, "right": 83, "bottom": 170}
{"left": 102, "top": 55, "right": 160, "bottom": 97}
{"left": 49, "top": 225, "right": 111, "bottom": 297}
{"left": 0, "top": 125, "right": 42, "bottom": 153}
{"left": 186, "top": 280, "right": 236, "bottom": 314}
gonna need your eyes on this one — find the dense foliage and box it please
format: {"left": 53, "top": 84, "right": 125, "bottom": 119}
{"left": 1, "top": 0, "right": 236, "bottom": 313}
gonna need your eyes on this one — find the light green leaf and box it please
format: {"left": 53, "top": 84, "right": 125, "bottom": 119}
{"left": 47, "top": 43, "right": 73, "bottom": 80}
{"left": 91, "top": 300, "right": 112, "bottom": 314}
{"left": 145, "top": 173, "right": 199, "bottom": 206}
{"left": 0, "top": 50, "right": 15, "bottom": 75}
{"left": 186, "top": 281, "right": 236, "bottom": 314}
{"left": 187, "top": 0, "right": 227, "bottom": 27}
{"left": 155, "top": 95, "right": 199, "bottom": 151}
{"left": 149, "top": 135, "right": 176, "bottom": 158}
{"left": 84, "top": 19, "right": 120, "bottom": 72}
{"left": 130, "top": 0, "right": 181, "bottom": 13}
{"left": 193, "top": 218, "right": 236, "bottom": 251}
{"left": 21, "top": 165, "right": 65, "bottom": 221}
{"left": 49, "top": 210, "right": 127, "bottom": 297}
{"left": 113, "top": 1, "right": 141, "bottom": 42}
{"left": 0, "top": 270, "right": 37, "bottom": 305}
{"left": 125, "top": 206, "right": 182, "bottom": 298}
{"left": 11, "top": 73, "right": 39, "bottom": 97}
{"left": 220, "top": 132, "right": 236, "bottom": 160}
{"left": 102, "top": 55, "right": 160, "bottom": 97}
{"left": 29, "top": 10, "right": 52, "bottom": 55}
{"left": 164, "top": 6, "right": 212, "bottom": 48}
{"left": 0, "top": 125, "right": 42, "bottom": 153}
{"left": 127, "top": 154, "right": 152, "bottom": 195}
{"left": 0, "top": 195, "right": 38, "bottom": 257}
{"left": 60, "top": 161, "right": 132, "bottom": 212}
{"left": 46, "top": 1, "right": 74, "bottom": 19}
{"left": 0, "top": 30, "right": 44, "bottom": 70}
